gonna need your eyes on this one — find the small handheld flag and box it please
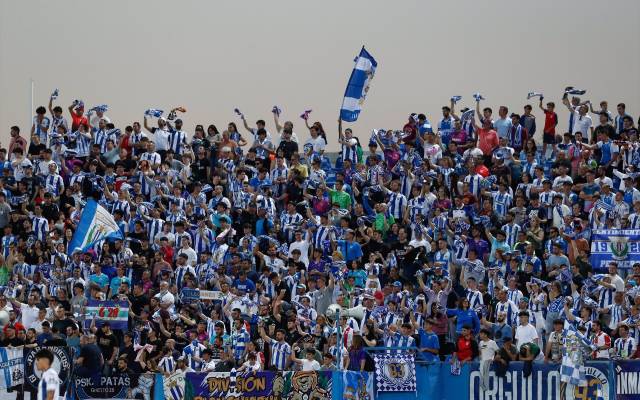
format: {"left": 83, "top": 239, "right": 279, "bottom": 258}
{"left": 527, "top": 92, "right": 543, "bottom": 100}
{"left": 73, "top": 99, "right": 85, "bottom": 109}
{"left": 451, "top": 95, "right": 462, "bottom": 104}
{"left": 566, "top": 87, "right": 587, "bottom": 96}
{"left": 340, "top": 46, "right": 378, "bottom": 122}
{"left": 145, "top": 109, "right": 164, "bottom": 118}
{"left": 272, "top": 105, "right": 282, "bottom": 116}
{"left": 300, "top": 109, "right": 312, "bottom": 120}
{"left": 67, "top": 199, "right": 123, "bottom": 256}
{"left": 460, "top": 109, "right": 475, "bottom": 125}
{"left": 472, "top": 92, "right": 485, "bottom": 102}
{"left": 51, "top": 88, "right": 59, "bottom": 100}
{"left": 234, "top": 108, "right": 244, "bottom": 119}
{"left": 89, "top": 104, "right": 109, "bottom": 114}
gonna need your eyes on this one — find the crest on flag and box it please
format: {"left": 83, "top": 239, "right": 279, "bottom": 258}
{"left": 373, "top": 353, "right": 416, "bottom": 392}
{"left": 164, "top": 370, "right": 186, "bottom": 400}
{"left": 609, "top": 236, "right": 629, "bottom": 260}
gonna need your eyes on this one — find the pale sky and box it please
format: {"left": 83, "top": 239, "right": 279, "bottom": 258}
{"left": 1, "top": 0, "right": 639, "bottom": 151}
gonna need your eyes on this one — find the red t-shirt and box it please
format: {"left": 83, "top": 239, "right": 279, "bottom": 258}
{"left": 477, "top": 128, "right": 499, "bottom": 155}
{"left": 71, "top": 112, "right": 89, "bottom": 131}
{"left": 457, "top": 336, "right": 473, "bottom": 361}
{"left": 543, "top": 110, "right": 558, "bottom": 134}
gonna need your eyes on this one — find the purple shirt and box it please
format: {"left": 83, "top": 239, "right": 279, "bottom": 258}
{"left": 348, "top": 348, "right": 366, "bottom": 371}
{"left": 467, "top": 238, "right": 489, "bottom": 261}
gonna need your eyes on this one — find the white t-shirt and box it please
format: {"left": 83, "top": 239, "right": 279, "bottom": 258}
{"left": 300, "top": 358, "right": 321, "bottom": 371}
{"left": 151, "top": 127, "right": 171, "bottom": 151}
{"left": 423, "top": 143, "right": 442, "bottom": 164}
{"left": 38, "top": 368, "right": 60, "bottom": 400}
{"left": 479, "top": 339, "right": 499, "bottom": 361}
{"left": 20, "top": 303, "right": 40, "bottom": 329}
{"left": 242, "top": 360, "right": 262, "bottom": 372}
{"left": 305, "top": 136, "right": 326, "bottom": 153}
{"left": 609, "top": 274, "right": 625, "bottom": 292}
{"left": 155, "top": 291, "right": 175, "bottom": 312}
{"left": 409, "top": 239, "right": 431, "bottom": 252}
{"left": 571, "top": 112, "right": 592, "bottom": 136}
{"left": 515, "top": 323, "right": 538, "bottom": 350}
{"left": 201, "top": 359, "right": 217, "bottom": 372}
{"left": 289, "top": 239, "right": 310, "bottom": 267}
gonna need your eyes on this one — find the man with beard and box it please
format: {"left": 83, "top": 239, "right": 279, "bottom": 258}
{"left": 480, "top": 311, "right": 513, "bottom": 347}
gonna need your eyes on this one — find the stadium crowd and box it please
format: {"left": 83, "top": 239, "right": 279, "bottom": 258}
{"left": 0, "top": 88, "right": 639, "bottom": 386}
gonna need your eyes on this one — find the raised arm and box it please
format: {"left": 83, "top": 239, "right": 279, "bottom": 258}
{"left": 274, "top": 113, "right": 283, "bottom": 133}
{"left": 143, "top": 116, "right": 153, "bottom": 133}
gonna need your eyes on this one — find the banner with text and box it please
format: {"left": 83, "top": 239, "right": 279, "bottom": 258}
{"left": 73, "top": 372, "right": 158, "bottom": 399}
{"left": 590, "top": 229, "right": 640, "bottom": 270}
{"left": 83, "top": 300, "right": 129, "bottom": 330}
{"left": 616, "top": 360, "right": 640, "bottom": 400}
{"left": 468, "top": 361, "right": 614, "bottom": 400}
{"left": 24, "top": 346, "right": 72, "bottom": 398}
{"left": 0, "top": 346, "right": 23, "bottom": 389}
{"left": 184, "top": 370, "right": 333, "bottom": 400}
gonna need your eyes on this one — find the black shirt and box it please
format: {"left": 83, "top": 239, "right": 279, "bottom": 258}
{"left": 28, "top": 143, "right": 46, "bottom": 157}
{"left": 191, "top": 157, "right": 210, "bottom": 182}
{"left": 79, "top": 343, "right": 103, "bottom": 372}
{"left": 96, "top": 330, "right": 119, "bottom": 360}
{"left": 129, "top": 293, "right": 149, "bottom": 316}
{"left": 277, "top": 140, "right": 299, "bottom": 161}
{"left": 275, "top": 280, "right": 292, "bottom": 303}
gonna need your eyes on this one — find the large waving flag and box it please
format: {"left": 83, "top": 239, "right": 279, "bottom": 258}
{"left": 340, "top": 46, "right": 377, "bottom": 122}
{"left": 67, "top": 199, "right": 123, "bottom": 255}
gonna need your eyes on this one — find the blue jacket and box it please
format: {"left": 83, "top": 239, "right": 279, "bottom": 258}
{"left": 446, "top": 308, "right": 480, "bottom": 335}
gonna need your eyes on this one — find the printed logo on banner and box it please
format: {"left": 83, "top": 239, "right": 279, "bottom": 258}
{"left": 609, "top": 236, "right": 629, "bottom": 260}
{"left": 590, "top": 229, "right": 640, "bottom": 270}
{"left": 24, "top": 346, "right": 71, "bottom": 395}
{"left": 373, "top": 354, "right": 417, "bottom": 392}
{"left": 571, "top": 366, "right": 608, "bottom": 400}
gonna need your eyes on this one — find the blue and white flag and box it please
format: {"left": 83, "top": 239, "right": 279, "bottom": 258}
{"left": 460, "top": 109, "right": 475, "bottom": 125}
{"left": 89, "top": 104, "right": 109, "bottom": 113}
{"left": 374, "top": 353, "right": 417, "bottom": 392}
{"left": 0, "top": 346, "right": 23, "bottom": 389}
{"left": 590, "top": 229, "right": 640, "bottom": 271}
{"left": 163, "top": 370, "right": 186, "bottom": 400}
{"left": 472, "top": 92, "right": 485, "bottom": 102}
{"left": 594, "top": 199, "right": 614, "bottom": 212}
{"left": 340, "top": 46, "right": 378, "bottom": 122}
{"left": 527, "top": 92, "right": 543, "bottom": 100}
{"left": 145, "top": 109, "right": 164, "bottom": 118}
{"left": 67, "top": 199, "right": 123, "bottom": 256}
{"left": 566, "top": 88, "right": 587, "bottom": 96}
{"left": 50, "top": 88, "right": 59, "bottom": 100}
{"left": 451, "top": 95, "right": 462, "bottom": 104}
{"left": 271, "top": 105, "right": 282, "bottom": 117}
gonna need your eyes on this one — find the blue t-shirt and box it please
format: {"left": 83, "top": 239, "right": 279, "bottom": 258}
{"left": 347, "top": 269, "right": 367, "bottom": 288}
{"left": 418, "top": 329, "right": 440, "bottom": 362}
{"left": 337, "top": 240, "right": 363, "bottom": 263}
{"left": 89, "top": 273, "right": 109, "bottom": 289}
{"left": 494, "top": 117, "right": 512, "bottom": 140}
{"left": 233, "top": 278, "right": 256, "bottom": 293}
